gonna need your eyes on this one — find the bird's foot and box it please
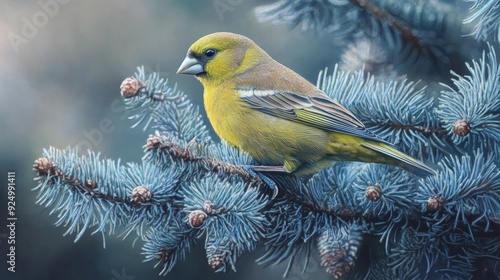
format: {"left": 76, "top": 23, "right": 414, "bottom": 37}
{"left": 239, "top": 165, "right": 280, "bottom": 198}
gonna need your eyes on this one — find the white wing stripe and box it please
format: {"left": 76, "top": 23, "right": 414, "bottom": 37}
{"left": 237, "top": 89, "right": 277, "bottom": 97}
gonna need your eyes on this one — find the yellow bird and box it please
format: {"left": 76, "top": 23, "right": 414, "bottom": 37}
{"left": 177, "top": 32, "right": 435, "bottom": 177}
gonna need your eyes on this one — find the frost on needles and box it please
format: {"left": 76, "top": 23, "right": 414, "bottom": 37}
{"left": 33, "top": 1, "right": 500, "bottom": 279}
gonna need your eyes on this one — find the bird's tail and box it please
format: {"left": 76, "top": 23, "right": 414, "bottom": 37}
{"left": 361, "top": 142, "right": 436, "bottom": 177}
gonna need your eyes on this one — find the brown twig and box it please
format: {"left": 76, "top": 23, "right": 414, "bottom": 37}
{"left": 350, "top": 0, "right": 422, "bottom": 51}
{"left": 145, "top": 134, "right": 267, "bottom": 188}
{"left": 386, "top": 123, "right": 448, "bottom": 137}
{"left": 34, "top": 157, "right": 140, "bottom": 207}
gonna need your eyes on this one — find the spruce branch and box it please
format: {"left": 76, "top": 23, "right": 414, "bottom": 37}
{"left": 142, "top": 220, "right": 196, "bottom": 275}
{"left": 317, "top": 66, "right": 452, "bottom": 160}
{"left": 464, "top": 0, "right": 500, "bottom": 42}
{"left": 34, "top": 156, "right": 138, "bottom": 207}
{"left": 121, "top": 66, "right": 211, "bottom": 142}
{"left": 32, "top": 33, "right": 500, "bottom": 277}
{"left": 145, "top": 132, "right": 268, "bottom": 189}
{"left": 350, "top": 0, "right": 422, "bottom": 51}
{"left": 439, "top": 44, "right": 500, "bottom": 148}
{"left": 33, "top": 147, "right": 186, "bottom": 242}
{"left": 256, "top": 0, "right": 468, "bottom": 79}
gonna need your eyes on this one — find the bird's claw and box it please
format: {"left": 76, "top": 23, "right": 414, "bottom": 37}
{"left": 239, "top": 165, "right": 279, "bottom": 198}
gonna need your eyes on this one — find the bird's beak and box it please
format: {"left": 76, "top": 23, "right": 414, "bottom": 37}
{"left": 177, "top": 56, "right": 204, "bottom": 75}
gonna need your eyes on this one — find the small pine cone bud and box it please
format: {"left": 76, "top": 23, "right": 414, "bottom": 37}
{"left": 203, "top": 201, "right": 215, "bottom": 213}
{"left": 120, "top": 77, "right": 145, "bottom": 98}
{"left": 146, "top": 134, "right": 161, "bottom": 150}
{"left": 188, "top": 210, "right": 208, "bottom": 227}
{"left": 208, "top": 253, "right": 226, "bottom": 270}
{"left": 85, "top": 179, "right": 98, "bottom": 189}
{"left": 453, "top": 120, "right": 472, "bottom": 137}
{"left": 321, "top": 250, "right": 355, "bottom": 278}
{"left": 321, "top": 249, "right": 346, "bottom": 267}
{"left": 203, "top": 201, "right": 224, "bottom": 215}
{"left": 321, "top": 250, "right": 354, "bottom": 279}
{"left": 132, "top": 186, "right": 152, "bottom": 204}
{"left": 33, "top": 157, "right": 54, "bottom": 173}
{"left": 365, "top": 185, "right": 382, "bottom": 201}
{"left": 318, "top": 225, "right": 362, "bottom": 279}
{"left": 426, "top": 197, "right": 444, "bottom": 212}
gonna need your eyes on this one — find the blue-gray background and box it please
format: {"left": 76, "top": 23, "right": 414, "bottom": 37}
{"left": 0, "top": 1, "right": 339, "bottom": 279}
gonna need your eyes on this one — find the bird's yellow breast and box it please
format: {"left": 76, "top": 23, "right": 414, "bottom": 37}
{"left": 203, "top": 83, "right": 247, "bottom": 148}
{"left": 203, "top": 83, "right": 330, "bottom": 166}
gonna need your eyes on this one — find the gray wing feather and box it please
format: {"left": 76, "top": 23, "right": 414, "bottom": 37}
{"left": 241, "top": 89, "right": 389, "bottom": 144}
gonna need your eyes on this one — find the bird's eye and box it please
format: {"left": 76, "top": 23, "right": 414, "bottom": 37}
{"left": 204, "top": 49, "right": 217, "bottom": 58}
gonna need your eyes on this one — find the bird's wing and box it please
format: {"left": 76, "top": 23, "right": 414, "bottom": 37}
{"left": 238, "top": 88, "right": 389, "bottom": 143}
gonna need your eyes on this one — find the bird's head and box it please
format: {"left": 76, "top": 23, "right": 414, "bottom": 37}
{"left": 177, "top": 32, "right": 268, "bottom": 83}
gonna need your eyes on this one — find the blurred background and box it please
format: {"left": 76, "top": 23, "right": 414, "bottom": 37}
{"left": 0, "top": 1, "right": 339, "bottom": 279}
